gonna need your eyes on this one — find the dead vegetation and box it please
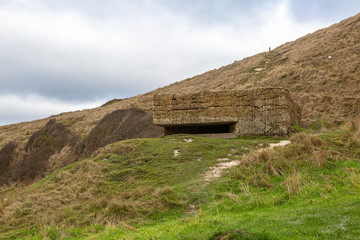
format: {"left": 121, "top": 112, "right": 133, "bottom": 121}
{"left": 340, "top": 116, "right": 360, "bottom": 152}
{"left": 0, "top": 109, "right": 162, "bottom": 186}
{"left": 75, "top": 108, "right": 163, "bottom": 155}
{"left": 4, "top": 120, "right": 77, "bottom": 184}
{"left": 235, "top": 133, "right": 327, "bottom": 189}
{"left": 346, "top": 116, "right": 360, "bottom": 142}
{"left": 0, "top": 142, "right": 17, "bottom": 185}
{"left": 0, "top": 160, "right": 182, "bottom": 233}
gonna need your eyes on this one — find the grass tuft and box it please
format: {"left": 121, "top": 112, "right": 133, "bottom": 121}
{"left": 285, "top": 172, "right": 302, "bottom": 198}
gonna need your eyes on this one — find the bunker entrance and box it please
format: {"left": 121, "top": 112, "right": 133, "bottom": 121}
{"left": 164, "top": 123, "right": 236, "bottom": 135}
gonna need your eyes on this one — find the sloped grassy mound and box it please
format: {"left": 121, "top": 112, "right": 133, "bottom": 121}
{"left": 0, "top": 135, "right": 275, "bottom": 239}
{"left": 1, "top": 128, "right": 360, "bottom": 239}
{"left": 93, "top": 131, "right": 360, "bottom": 240}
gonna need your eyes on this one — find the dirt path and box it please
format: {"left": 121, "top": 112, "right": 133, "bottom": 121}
{"left": 203, "top": 140, "right": 291, "bottom": 183}
{"left": 203, "top": 160, "right": 241, "bottom": 181}
{"left": 269, "top": 140, "right": 291, "bottom": 148}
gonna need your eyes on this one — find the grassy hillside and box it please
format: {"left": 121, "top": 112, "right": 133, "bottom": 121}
{"left": 0, "top": 13, "right": 358, "bottom": 184}
{"left": 0, "top": 109, "right": 162, "bottom": 186}
{"left": 1, "top": 117, "right": 359, "bottom": 239}
{"left": 0, "top": 12, "right": 359, "bottom": 240}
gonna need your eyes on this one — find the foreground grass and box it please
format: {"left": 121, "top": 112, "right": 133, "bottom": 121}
{"left": 93, "top": 195, "right": 360, "bottom": 240}
{"left": 1, "top": 129, "right": 360, "bottom": 239}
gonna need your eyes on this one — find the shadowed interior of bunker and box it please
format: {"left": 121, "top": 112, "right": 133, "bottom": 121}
{"left": 164, "top": 122, "right": 236, "bottom": 135}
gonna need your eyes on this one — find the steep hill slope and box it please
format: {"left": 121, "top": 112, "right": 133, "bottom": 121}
{"left": 149, "top": 12, "right": 360, "bottom": 126}
{"left": 0, "top": 13, "right": 359, "bottom": 184}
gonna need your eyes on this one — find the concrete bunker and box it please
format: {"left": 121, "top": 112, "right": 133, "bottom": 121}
{"left": 153, "top": 88, "right": 301, "bottom": 136}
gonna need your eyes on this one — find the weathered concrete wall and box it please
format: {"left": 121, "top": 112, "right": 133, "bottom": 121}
{"left": 153, "top": 88, "right": 301, "bottom": 136}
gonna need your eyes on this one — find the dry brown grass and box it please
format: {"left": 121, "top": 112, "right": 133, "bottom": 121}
{"left": 0, "top": 109, "right": 162, "bottom": 186}
{"left": 0, "top": 142, "right": 17, "bottom": 185}
{"left": 5, "top": 120, "right": 78, "bottom": 184}
{"left": 0, "top": 159, "right": 181, "bottom": 233}
{"left": 242, "top": 148, "right": 289, "bottom": 177}
{"left": 285, "top": 172, "right": 302, "bottom": 198}
{"left": 236, "top": 148, "right": 285, "bottom": 188}
{"left": 75, "top": 109, "right": 162, "bottom": 156}
{"left": 346, "top": 116, "right": 360, "bottom": 141}
{"left": 235, "top": 133, "right": 328, "bottom": 189}
{"left": 341, "top": 116, "right": 360, "bottom": 151}
{"left": 289, "top": 133, "right": 327, "bottom": 167}
{"left": 93, "top": 138, "right": 146, "bottom": 159}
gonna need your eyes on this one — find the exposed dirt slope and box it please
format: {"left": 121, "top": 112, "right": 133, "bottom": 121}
{"left": 0, "top": 109, "right": 162, "bottom": 185}
{"left": 75, "top": 109, "right": 162, "bottom": 156}
{"left": 0, "top": 13, "right": 359, "bottom": 146}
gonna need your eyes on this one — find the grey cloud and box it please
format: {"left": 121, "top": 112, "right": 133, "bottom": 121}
{"left": 0, "top": 94, "right": 100, "bottom": 125}
{"left": 288, "top": 0, "right": 360, "bottom": 22}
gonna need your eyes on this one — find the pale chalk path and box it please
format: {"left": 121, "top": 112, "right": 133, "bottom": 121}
{"left": 203, "top": 140, "right": 292, "bottom": 182}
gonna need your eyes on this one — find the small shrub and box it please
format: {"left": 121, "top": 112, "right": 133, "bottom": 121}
{"left": 101, "top": 98, "right": 123, "bottom": 107}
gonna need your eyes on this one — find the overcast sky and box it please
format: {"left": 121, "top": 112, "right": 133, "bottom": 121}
{"left": 0, "top": 0, "right": 359, "bottom": 125}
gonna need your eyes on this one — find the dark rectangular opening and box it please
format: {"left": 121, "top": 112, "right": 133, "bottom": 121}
{"left": 164, "top": 123, "right": 235, "bottom": 135}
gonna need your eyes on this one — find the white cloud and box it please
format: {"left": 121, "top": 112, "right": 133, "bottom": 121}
{"left": 0, "top": 93, "right": 102, "bottom": 126}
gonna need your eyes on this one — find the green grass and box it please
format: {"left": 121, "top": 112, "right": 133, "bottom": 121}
{"left": 92, "top": 195, "right": 360, "bottom": 240}
{"left": 1, "top": 131, "right": 360, "bottom": 239}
